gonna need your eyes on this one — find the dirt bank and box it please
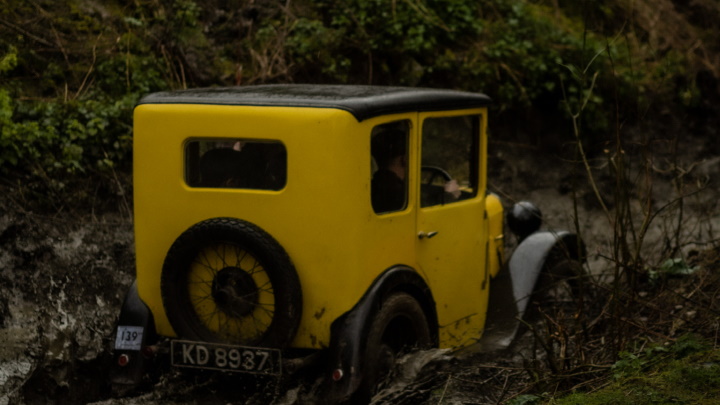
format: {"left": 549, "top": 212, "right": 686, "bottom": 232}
{"left": 0, "top": 205, "right": 134, "bottom": 404}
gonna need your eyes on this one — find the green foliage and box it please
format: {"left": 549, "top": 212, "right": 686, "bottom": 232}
{"left": 320, "top": 0, "right": 481, "bottom": 54}
{"left": 555, "top": 336, "right": 717, "bottom": 405}
{"left": 0, "top": 90, "right": 137, "bottom": 178}
{"left": 0, "top": 46, "right": 17, "bottom": 73}
{"left": 280, "top": 0, "right": 658, "bottom": 140}
{"left": 465, "top": 2, "right": 587, "bottom": 107}
{"left": 0, "top": 0, "right": 173, "bottom": 197}
{"left": 663, "top": 357, "right": 720, "bottom": 394}
{"left": 286, "top": 18, "right": 350, "bottom": 80}
{"left": 611, "top": 335, "right": 708, "bottom": 379}
{"left": 611, "top": 346, "right": 669, "bottom": 380}
{"left": 509, "top": 394, "right": 546, "bottom": 405}
{"left": 648, "top": 258, "right": 700, "bottom": 284}
{"left": 0, "top": 0, "right": 710, "bottom": 199}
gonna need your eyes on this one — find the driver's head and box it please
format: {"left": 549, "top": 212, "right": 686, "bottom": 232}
{"left": 371, "top": 129, "right": 406, "bottom": 168}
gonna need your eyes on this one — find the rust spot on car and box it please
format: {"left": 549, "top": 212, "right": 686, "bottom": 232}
{"left": 314, "top": 307, "right": 326, "bottom": 319}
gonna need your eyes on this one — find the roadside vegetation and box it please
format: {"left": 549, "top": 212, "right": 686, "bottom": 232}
{"left": 2, "top": 0, "right": 716, "bottom": 202}
{"left": 1, "top": 0, "right": 719, "bottom": 403}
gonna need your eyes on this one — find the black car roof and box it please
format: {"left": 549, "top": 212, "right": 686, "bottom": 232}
{"left": 138, "top": 84, "right": 491, "bottom": 122}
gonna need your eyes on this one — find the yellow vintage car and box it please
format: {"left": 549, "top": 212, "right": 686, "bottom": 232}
{"left": 110, "top": 85, "right": 584, "bottom": 402}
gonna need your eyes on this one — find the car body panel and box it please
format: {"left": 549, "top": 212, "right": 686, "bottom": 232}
{"left": 415, "top": 109, "right": 489, "bottom": 348}
{"left": 134, "top": 99, "right": 491, "bottom": 350}
{"left": 137, "top": 84, "right": 492, "bottom": 122}
{"left": 486, "top": 193, "right": 504, "bottom": 279}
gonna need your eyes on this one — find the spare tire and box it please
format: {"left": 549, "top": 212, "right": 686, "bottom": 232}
{"left": 161, "top": 217, "right": 302, "bottom": 348}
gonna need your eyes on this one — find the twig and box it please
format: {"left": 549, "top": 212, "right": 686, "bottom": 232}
{"left": 450, "top": 369, "right": 507, "bottom": 386}
{"left": 436, "top": 374, "right": 452, "bottom": 404}
{"left": 0, "top": 17, "right": 54, "bottom": 47}
{"left": 75, "top": 33, "right": 102, "bottom": 100}
{"left": 495, "top": 372, "right": 512, "bottom": 404}
{"left": 559, "top": 71, "right": 612, "bottom": 225}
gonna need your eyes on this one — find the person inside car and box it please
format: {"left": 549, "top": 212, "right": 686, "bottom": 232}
{"left": 371, "top": 128, "right": 408, "bottom": 213}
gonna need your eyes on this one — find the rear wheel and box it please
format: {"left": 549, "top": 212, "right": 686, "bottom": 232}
{"left": 526, "top": 255, "right": 588, "bottom": 329}
{"left": 355, "top": 293, "right": 431, "bottom": 402}
{"left": 528, "top": 256, "right": 590, "bottom": 369}
{"left": 538, "top": 257, "right": 587, "bottom": 305}
{"left": 161, "top": 218, "right": 302, "bottom": 348}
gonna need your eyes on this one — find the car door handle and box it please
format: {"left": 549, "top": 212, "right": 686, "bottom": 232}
{"left": 418, "top": 231, "right": 438, "bottom": 240}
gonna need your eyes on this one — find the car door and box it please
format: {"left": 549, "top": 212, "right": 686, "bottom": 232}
{"left": 415, "top": 111, "right": 490, "bottom": 348}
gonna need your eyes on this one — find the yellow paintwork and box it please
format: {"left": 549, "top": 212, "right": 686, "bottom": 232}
{"left": 415, "top": 110, "right": 489, "bottom": 348}
{"left": 486, "top": 193, "right": 504, "bottom": 279}
{"left": 133, "top": 102, "right": 500, "bottom": 350}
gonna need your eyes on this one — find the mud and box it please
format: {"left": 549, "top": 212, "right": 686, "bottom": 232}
{"left": 0, "top": 207, "right": 134, "bottom": 404}
{"left": 1, "top": 130, "right": 718, "bottom": 404}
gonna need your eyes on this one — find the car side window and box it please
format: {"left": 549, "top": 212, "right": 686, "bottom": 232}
{"left": 370, "top": 121, "right": 410, "bottom": 214}
{"left": 185, "top": 139, "right": 287, "bottom": 190}
{"left": 420, "top": 115, "right": 479, "bottom": 207}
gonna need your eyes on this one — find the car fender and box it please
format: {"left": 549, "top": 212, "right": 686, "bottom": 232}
{"left": 109, "top": 280, "right": 157, "bottom": 392}
{"left": 509, "top": 231, "right": 585, "bottom": 319}
{"left": 323, "top": 266, "right": 437, "bottom": 402}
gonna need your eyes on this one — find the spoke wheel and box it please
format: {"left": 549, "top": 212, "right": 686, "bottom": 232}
{"left": 161, "top": 218, "right": 301, "bottom": 347}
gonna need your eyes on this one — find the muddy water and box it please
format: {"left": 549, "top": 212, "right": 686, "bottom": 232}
{"left": 1, "top": 136, "right": 718, "bottom": 404}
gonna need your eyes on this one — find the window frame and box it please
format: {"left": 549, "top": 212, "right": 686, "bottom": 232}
{"left": 418, "top": 113, "right": 482, "bottom": 208}
{"left": 369, "top": 119, "right": 413, "bottom": 215}
{"left": 184, "top": 138, "right": 288, "bottom": 191}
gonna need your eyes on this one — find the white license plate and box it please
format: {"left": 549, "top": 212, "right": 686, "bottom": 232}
{"left": 115, "top": 326, "right": 144, "bottom": 350}
{"left": 171, "top": 340, "right": 281, "bottom": 375}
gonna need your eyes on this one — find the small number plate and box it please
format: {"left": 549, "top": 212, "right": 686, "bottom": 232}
{"left": 171, "top": 340, "right": 281, "bottom": 375}
{"left": 115, "top": 326, "right": 144, "bottom": 351}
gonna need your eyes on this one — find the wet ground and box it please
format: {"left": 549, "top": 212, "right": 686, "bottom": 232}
{"left": 1, "top": 130, "right": 718, "bottom": 404}
{"left": 0, "top": 208, "right": 134, "bottom": 404}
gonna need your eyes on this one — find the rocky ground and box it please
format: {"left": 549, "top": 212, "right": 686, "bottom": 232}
{"left": 1, "top": 128, "right": 718, "bottom": 404}
{"left": 0, "top": 206, "right": 135, "bottom": 404}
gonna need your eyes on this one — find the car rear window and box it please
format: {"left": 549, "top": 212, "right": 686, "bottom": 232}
{"left": 185, "top": 139, "right": 287, "bottom": 190}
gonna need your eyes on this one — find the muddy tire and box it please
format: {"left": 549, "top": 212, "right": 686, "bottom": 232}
{"left": 539, "top": 258, "right": 587, "bottom": 303}
{"left": 161, "top": 217, "right": 302, "bottom": 347}
{"left": 355, "top": 293, "right": 431, "bottom": 402}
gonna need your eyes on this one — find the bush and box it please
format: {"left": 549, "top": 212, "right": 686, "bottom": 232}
{"left": 0, "top": 0, "right": 171, "bottom": 199}
{"left": 0, "top": 0, "right": 714, "bottom": 200}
